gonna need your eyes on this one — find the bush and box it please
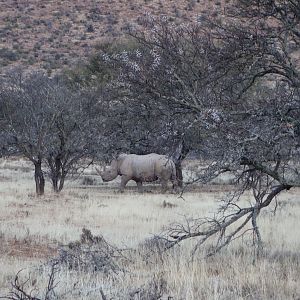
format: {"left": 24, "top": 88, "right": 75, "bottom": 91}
{"left": 128, "top": 274, "right": 168, "bottom": 300}
{"left": 0, "top": 48, "right": 19, "bottom": 61}
{"left": 63, "top": 38, "right": 138, "bottom": 87}
{"left": 56, "top": 228, "right": 128, "bottom": 274}
{"left": 81, "top": 176, "right": 96, "bottom": 185}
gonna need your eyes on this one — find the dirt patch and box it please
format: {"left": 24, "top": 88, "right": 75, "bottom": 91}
{"left": 0, "top": 238, "right": 58, "bottom": 260}
{"left": 7, "top": 202, "right": 35, "bottom": 209}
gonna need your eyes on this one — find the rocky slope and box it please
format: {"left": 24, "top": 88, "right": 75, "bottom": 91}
{"left": 0, "top": 0, "right": 227, "bottom": 73}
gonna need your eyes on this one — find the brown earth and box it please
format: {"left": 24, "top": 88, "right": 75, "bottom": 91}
{"left": 0, "top": 0, "right": 228, "bottom": 73}
{"left": 0, "top": 237, "right": 58, "bottom": 259}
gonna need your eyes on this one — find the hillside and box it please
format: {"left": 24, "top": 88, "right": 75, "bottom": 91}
{"left": 0, "top": 0, "right": 227, "bottom": 74}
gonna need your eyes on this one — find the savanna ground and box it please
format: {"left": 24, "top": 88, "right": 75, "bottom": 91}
{"left": 0, "top": 158, "right": 299, "bottom": 299}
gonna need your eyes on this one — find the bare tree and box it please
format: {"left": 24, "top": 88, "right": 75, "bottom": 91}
{"left": 0, "top": 71, "right": 61, "bottom": 195}
{"left": 65, "top": 40, "right": 196, "bottom": 181}
{"left": 100, "top": 0, "right": 300, "bottom": 254}
{"left": 0, "top": 70, "right": 104, "bottom": 194}
{"left": 44, "top": 87, "right": 102, "bottom": 192}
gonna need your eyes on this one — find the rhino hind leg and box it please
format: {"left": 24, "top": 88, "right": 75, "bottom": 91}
{"left": 171, "top": 177, "right": 179, "bottom": 193}
{"left": 161, "top": 179, "right": 168, "bottom": 193}
{"left": 136, "top": 181, "right": 143, "bottom": 193}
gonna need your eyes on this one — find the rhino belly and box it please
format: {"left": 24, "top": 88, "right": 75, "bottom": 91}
{"left": 130, "top": 159, "right": 159, "bottom": 182}
{"left": 143, "top": 175, "right": 158, "bottom": 182}
{"left": 133, "top": 173, "right": 158, "bottom": 182}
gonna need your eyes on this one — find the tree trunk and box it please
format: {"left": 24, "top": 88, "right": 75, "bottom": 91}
{"left": 51, "top": 166, "right": 59, "bottom": 193}
{"left": 34, "top": 160, "right": 45, "bottom": 196}
{"left": 175, "top": 162, "right": 184, "bottom": 188}
{"left": 173, "top": 139, "right": 189, "bottom": 188}
{"left": 58, "top": 173, "right": 66, "bottom": 192}
{"left": 52, "top": 178, "right": 58, "bottom": 193}
{"left": 51, "top": 174, "right": 65, "bottom": 193}
{"left": 47, "top": 156, "right": 64, "bottom": 193}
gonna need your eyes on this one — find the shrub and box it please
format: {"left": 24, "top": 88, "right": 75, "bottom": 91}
{"left": 56, "top": 228, "right": 128, "bottom": 274}
{"left": 81, "top": 176, "right": 96, "bottom": 185}
{"left": 0, "top": 48, "right": 19, "bottom": 61}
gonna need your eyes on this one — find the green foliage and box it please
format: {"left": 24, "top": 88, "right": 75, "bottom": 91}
{"left": 63, "top": 38, "right": 139, "bottom": 88}
{"left": 0, "top": 47, "right": 19, "bottom": 65}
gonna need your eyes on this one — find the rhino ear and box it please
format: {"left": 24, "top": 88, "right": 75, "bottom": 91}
{"left": 110, "top": 159, "right": 118, "bottom": 168}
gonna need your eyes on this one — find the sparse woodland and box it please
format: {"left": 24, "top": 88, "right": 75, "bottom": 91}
{"left": 0, "top": 0, "right": 300, "bottom": 299}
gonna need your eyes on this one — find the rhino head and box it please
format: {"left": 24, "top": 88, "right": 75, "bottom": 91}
{"left": 96, "top": 159, "right": 119, "bottom": 182}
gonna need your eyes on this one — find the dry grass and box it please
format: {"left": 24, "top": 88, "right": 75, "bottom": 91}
{"left": 0, "top": 158, "right": 299, "bottom": 299}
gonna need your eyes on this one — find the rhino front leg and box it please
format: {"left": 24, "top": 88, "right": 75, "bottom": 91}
{"left": 161, "top": 180, "right": 168, "bottom": 193}
{"left": 120, "top": 175, "right": 131, "bottom": 192}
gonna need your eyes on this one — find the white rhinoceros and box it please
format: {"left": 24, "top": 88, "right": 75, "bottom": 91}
{"left": 96, "top": 153, "right": 177, "bottom": 192}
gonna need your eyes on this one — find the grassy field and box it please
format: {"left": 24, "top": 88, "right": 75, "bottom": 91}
{"left": 0, "top": 158, "right": 299, "bottom": 299}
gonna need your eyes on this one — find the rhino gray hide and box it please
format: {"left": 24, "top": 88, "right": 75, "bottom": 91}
{"left": 96, "top": 153, "right": 177, "bottom": 192}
